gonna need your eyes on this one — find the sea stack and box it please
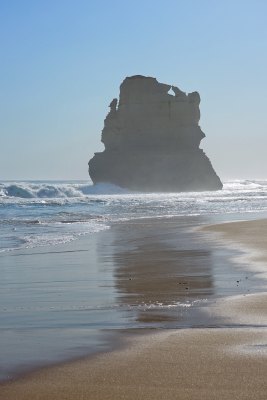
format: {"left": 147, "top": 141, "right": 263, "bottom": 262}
{"left": 89, "top": 75, "right": 222, "bottom": 192}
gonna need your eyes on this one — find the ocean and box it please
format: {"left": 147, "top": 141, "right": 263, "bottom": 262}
{"left": 1, "top": 179, "right": 267, "bottom": 254}
{"left": 1, "top": 179, "right": 267, "bottom": 381}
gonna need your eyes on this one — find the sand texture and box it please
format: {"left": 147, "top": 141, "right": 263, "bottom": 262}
{"left": 1, "top": 326, "right": 267, "bottom": 400}
{"left": 202, "top": 218, "right": 267, "bottom": 264}
{"left": 2, "top": 218, "right": 267, "bottom": 399}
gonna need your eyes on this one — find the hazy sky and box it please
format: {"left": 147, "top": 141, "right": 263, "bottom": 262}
{"left": 1, "top": 0, "right": 267, "bottom": 181}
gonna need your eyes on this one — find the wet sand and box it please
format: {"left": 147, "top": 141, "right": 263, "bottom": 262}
{"left": 1, "top": 326, "right": 267, "bottom": 400}
{"left": 1, "top": 218, "right": 267, "bottom": 399}
{"left": 202, "top": 218, "right": 267, "bottom": 265}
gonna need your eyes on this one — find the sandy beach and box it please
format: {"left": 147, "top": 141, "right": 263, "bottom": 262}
{"left": 202, "top": 218, "right": 267, "bottom": 265}
{"left": 1, "top": 217, "right": 267, "bottom": 399}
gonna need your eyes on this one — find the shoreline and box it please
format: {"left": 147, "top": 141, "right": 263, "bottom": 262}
{"left": 1, "top": 217, "right": 267, "bottom": 398}
{"left": 1, "top": 326, "right": 267, "bottom": 399}
{"left": 201, "top": 218, "right": 267, "bottom": 266}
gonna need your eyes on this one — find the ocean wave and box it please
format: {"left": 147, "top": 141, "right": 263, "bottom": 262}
{"left": 1, "top": 179, "right": 267, "bottom": 253}
{"left": 0, "top": 221, "right": 110, "bottom": 253}
{"left": 0, "top": 213, "right": 108, "bottom": 230}
{"left": 1, "top": 179, "right": 267, "bottom": 200}
{"left": 223, "top": 180, "right": 267, "bottom": 191}
{"left": 0, "top": 182, "right": 129, "bottom": 199}
{"left": 0, "top": 218, "right": 43, "bottom": 226}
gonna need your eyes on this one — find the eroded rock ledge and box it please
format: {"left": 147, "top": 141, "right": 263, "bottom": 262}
{"left": 89, "top": 75, "right": 222, "bottom": 192}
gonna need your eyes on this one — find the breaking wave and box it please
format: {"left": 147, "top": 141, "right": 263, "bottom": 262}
{"left": 1, "top": 179, "right": 267, "bottom": 253}
{"left": 0, "top": 182, "right": 129, "bottom": 199}
{"left": 1, "top": 179, "right": 267, "bottom": 200}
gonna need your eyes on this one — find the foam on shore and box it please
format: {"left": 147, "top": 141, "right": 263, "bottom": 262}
{"left": 2, "top": 218, "right": 267, "bottom": 399}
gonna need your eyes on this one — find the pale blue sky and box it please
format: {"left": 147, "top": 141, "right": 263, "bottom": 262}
{"left": 1, "top": 0, "right": 267, "bottom": 180}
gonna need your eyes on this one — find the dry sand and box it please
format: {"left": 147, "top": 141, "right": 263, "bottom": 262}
{"left": 2, "top": 218, "right": 267, "bottom": 400}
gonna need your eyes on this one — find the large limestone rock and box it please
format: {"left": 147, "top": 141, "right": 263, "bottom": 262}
{"left": 89, "top": 75, "right": 222, "bottom": 192}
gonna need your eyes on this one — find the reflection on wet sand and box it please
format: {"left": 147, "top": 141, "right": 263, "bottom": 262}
{"left": 106, "top": 219, "right": 214, "bottom": 324}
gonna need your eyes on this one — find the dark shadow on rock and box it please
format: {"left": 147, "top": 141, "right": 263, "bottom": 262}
{"left": 89, "top": 75, "right": 222, "bottom": 192}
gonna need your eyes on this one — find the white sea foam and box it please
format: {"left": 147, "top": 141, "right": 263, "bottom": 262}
{"left": 1, "top": 179, "right": 267, "bottom": 382}
{"left": 22, "top": 223, "right": 109, "bottom": 250}
{"left": 1, "top": 179, "right": 267, "bottom": 253}
{"left": 1, "top": 179, "right": 267, "bottom": 200}
{"left": 0, "top": 182, "right": 129, "bottom": 200}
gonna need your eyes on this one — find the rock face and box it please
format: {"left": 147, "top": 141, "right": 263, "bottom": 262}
{"left": 89, "top": 75, "right": 222, "bottom": 192}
